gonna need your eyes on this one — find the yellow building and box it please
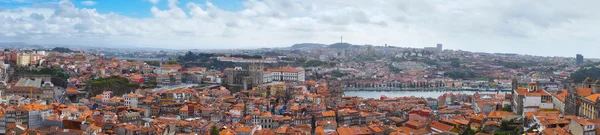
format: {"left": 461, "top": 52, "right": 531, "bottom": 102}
{"left": 578, "top": 94, "right": 600, "bottom": 119}
{"left": 16, "top": 53, "right": 43, "bottom": 66}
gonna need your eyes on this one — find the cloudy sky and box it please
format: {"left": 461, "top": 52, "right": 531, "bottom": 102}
{"left": 1, "top": 0, "right": 599, "bottom": 57}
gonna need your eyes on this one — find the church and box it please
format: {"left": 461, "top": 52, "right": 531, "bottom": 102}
{"left": 564, "top": 77, "right": 600, "bottom": 119}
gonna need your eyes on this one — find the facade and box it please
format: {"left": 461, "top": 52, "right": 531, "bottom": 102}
{"left": 0, "top": 78, "right": 54, "bottom": 103}
{"left": 16, "top": 51, "right": 45, "bottom": 66}
{"left": 224, "top": 63, "right": 264, "bottom": 91}
{"left": 551, "top": 91, "right": 567, "bottom": 113}
{"left": 124, "top": 93, "right": 144, "bottom": 108}
{"left": 512, "top": 82, "right": 553, "bottom": 116}
{"left": 568, "top": 118, "right": 596, "bottom": 135}
{"left": 578, "top": 94, "right": 600, "bottom": 119}
{"left": 266, "top": 67, "right": 305, "bottom": 82}
{"left": 576, "top": 54, "right": 584, "bottom": 65}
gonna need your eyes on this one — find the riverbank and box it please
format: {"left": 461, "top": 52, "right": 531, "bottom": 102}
{"left": 344, "top": 91, "right": 507, "bottom": 98}
{"left": 343, "top": 87, "right": 511, "bottom": 92}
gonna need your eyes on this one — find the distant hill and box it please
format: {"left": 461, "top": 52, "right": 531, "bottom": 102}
{"left": 328, "top": 43, "right": 354, "bottom": 48}
{"left": 291, "top": 43, "right": 326, "bottom": 48}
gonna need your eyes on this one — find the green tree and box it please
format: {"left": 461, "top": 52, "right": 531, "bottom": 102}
{"left": 461, "top": 125, "right": 476, "bottom": 135}
{"left": 52, "top": 47, "right": 74, "bottom": 53}
{"left": 210, "top": 125, "right": 220, "bottom": 135}
{"left": 167, "top": 60, "right": 179, "bottom": 65}
{"left": 502, "top": 105, "right": 513, "bottom": 112}
{"left": 571, "top": 67, "right": 600, "bottom": 83}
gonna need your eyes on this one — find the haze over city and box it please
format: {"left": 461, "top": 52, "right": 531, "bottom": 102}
{"left": 2, "top": 0, "right": 600, "bottom": 57}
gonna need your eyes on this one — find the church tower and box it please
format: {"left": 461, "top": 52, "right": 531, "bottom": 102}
{"left": 583, "top": 77, "right": 593, "bottom": 88}
{"left": 564, "top": 86, "right": 579, "bottom": 115}
{"left": 248, "top": 62, "right": 264, "bottom": 87}
{"left": 593, "top": 80, "right": 600, "bottom": 94}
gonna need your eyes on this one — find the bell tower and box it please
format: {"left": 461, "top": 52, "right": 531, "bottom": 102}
{"left": 527, "top": 82, "right": 538, "bottom": 92}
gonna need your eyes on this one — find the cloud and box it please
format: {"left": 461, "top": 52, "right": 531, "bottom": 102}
{"left": 148, "top": 0, "right": 159, "bottom": 4}
{"left": 80, "top": 1, "right": 96, "bottom": 6}
{"left": 0, "top": 0, "right": 599, "bottom": 57}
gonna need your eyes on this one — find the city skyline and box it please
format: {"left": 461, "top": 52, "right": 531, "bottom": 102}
{"left": 2, "top": 0, "right": 600, "bottom": 58}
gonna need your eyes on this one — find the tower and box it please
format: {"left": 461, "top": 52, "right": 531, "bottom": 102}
{"left": 248, "top": 63, "right": 264, "bottom": 86}
{"left": 594, "top": 80, "right": 600, "bottom": 94}
{"left": 527, "top": 83, "right": 538, "bottom": 92}
{"left": 583, "top": 77, "right": 593, "bottom": 88}
{"left": 576, "top": 54, "right": 584, "bottom": 65}
{"left": 564, "top": 86, "right": 579, "bottom": 115}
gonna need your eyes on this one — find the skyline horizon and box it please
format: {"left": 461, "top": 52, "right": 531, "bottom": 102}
{"left": 1, "top": 41, "right": 597, "bottom": 59}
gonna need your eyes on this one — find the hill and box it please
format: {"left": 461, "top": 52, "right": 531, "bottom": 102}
{"left": 328, "top": 43, "right": 354, "bottom": 48}
{"left": 291, "top": 43, "right": 326, "bottom": 48}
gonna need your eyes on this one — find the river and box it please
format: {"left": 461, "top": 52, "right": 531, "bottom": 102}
{"left": 344, "top": 91, "right": 509, "bottom": 98}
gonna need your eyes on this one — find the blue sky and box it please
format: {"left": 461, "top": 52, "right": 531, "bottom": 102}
{"left": 1, "top": 0, "right": 246, "bottom": 18}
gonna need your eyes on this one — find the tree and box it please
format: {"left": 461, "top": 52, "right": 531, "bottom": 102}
{"left": 167, "top": 60, "right": 179, "bottom": 65}
{"left": 502, "top": 105, "right": 513, "bottom": 112}
{"left": 210, "top": 125, "right": 220, "bottom": 135}
{"left": 571, "top": 67, "right": 600, "bottom": 83}
{"left": 52, "top": 47, "right": 74, "bottom": 53}
{"left": 86, "top": 76, "right": 140, "bottom": 97}
{"left": 461, "top": 126, "right": 476, "bottom": 135}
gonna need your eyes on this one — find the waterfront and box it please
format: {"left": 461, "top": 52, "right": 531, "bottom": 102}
{"left": 344, "top": 90, "right": 509, "bottom": 98}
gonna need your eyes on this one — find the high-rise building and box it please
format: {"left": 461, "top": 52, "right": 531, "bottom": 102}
{"left": 437, "top": 44, "right": 443, "bottom": 52}
{"left": 576, "top": 54, "right": 584, "bottom": 65}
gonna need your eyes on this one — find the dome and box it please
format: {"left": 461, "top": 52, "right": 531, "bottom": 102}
{"left": 585, "top": 77, "right": 594, "bottom": 83}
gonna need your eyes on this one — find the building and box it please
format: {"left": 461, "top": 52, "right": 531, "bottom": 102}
{"left": 512, "top": 82, "right": 553, "bottom": 116}
{"left": 124, "top": 93, "right": 144, "bottom": 108}
{"left": 0, "top": 78, "right": 55, "bottom": 103}
{"left": 578, "top": 94, "right": 600, "bottom": 119}
{"left": 224, "top": 63, "right": 264, "bottom": 91}
{"left": 551, "top": 90, "right": 567, "bottom": 113}
{"left": 576, "top": 54, "right": 584, "bottom": 65}
{"left": 568, "top": 117, "right": 596, "bottom": 135}
{"left": 266, "top": 66, "right": 305, "bottom": 82}
{"left": 16, "top": 52, "right": 44, "bottom": 66}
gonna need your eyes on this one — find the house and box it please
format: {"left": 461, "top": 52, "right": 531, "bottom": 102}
{"left": 568, "top": 117, "right": 595, "bottom": 135}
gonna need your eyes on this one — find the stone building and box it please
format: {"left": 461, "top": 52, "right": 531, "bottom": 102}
{"left": 224, "top": 63, "right": 264, "bottom": 92}
{"left": 0, "top": 78, "right": 55, "bottom": 103}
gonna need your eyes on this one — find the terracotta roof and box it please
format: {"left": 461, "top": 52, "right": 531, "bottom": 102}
{"left": 573, "top": 117, "right": 595, "bottom": 126}
{"left": 586, "top": 94, "right": 600, "bottom": 102}
{"left": 235, "top": 126, "right": 252, "bottom": 132}
{"left": 322, "top": 111, "right": 335, "bottom": 117}
{"left": 405, "top": 120, "right": 423, "bottom": 128}
{"left": 488, "top": 111, "right": 515, "bottom": 119}
{"left": 266, "top": 67, "right": 303, "bottom": 73}
{"left": 542, "top": 127, "right": 571, "bottom": 135}
{"left": 66, "top": 87, "right": 79, "bottom": 94}
{"left": 577, "top": 88, "right": 593, "bottom": 97}
{"left": 429, "top": 121, "right": 453, "bottom": 132}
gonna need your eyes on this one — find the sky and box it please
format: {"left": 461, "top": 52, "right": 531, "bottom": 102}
{"left": 1, "top": 0, "right": 600, "bottom": 58}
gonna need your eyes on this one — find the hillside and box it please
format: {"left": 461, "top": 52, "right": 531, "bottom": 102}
{"left": 328, "top": 43, "right": 354, "bottom": 48}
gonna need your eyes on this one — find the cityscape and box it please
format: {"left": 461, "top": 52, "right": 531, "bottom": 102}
{"left": 2, "top": 0, "right": 600, "bottom": 135}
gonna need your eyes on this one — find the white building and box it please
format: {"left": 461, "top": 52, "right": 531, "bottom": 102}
{"left": 263, "top": 71, "right": 272, "bottom": 83}
{"left": 267, "top": 67, "right": 305, "bottom": 82}
{"left": 514, "top": 83, "right": 554, "bottom": 116}
{"left": 124, "top": 93, "right": 144, "bottom": 108}
{"left": 102, "top": 91, "right": 113, "bottom": 103}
